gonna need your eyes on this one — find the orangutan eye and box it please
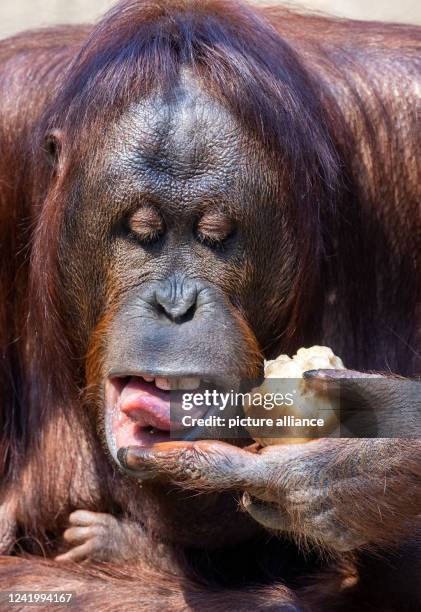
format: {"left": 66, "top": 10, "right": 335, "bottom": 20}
{"left": 196, "top": 213, "right": 234, "bottom": 247}
{"left": 128, "top": 206, "right": 164, "bottom": 244}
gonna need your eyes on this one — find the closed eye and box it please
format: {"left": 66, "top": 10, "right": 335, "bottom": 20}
{"left": 196, "top": 213, "right": 234, "bottom": 247}
{"left": 128, "top": 206, "right": 165, "bottom": 244}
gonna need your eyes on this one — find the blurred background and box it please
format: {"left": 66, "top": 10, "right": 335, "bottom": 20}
{"left": 0, "top": 0, "right": 420, "bottom": 38}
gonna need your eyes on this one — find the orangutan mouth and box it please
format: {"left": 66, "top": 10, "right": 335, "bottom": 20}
{"left": 104, "top": 374, "right": 206, "bottom": 455}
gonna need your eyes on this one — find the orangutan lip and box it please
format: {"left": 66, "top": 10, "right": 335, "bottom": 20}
{"left": 104, "top": 376, "right": 170, "bottom": 457}
{"left": 105, "top": 372, "right": 232, "bottom": 461}
{"left": 105, "top": 373, "right": 214, "bottom": 456}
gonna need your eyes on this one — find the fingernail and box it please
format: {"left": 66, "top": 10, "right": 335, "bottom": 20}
{"left": 117, "top": 446, "right": 155, "bottom": 478}
{"left": 241, "top": 491, "right": 252, "bottom": 509}
{"left": 303, "top": 369, "right": 331, "bottom": 379}
{"left": 303, "top": 370, "right": 339, "bottom": 395}
{"left": 117, "top": 446, "right": 129, "bottom": 468}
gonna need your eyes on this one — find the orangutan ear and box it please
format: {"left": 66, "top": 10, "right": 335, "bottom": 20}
{"left": 44, "top": 128, "right": 64, "bottom": 171}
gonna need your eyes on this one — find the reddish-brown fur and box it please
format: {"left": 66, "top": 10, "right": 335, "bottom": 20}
{"left": 0, "top": 0, "right": 420, "bottom": 609}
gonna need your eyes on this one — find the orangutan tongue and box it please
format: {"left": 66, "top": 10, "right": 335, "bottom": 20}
{"left": 119, "top": 377, "right": 171, "bottom": 431}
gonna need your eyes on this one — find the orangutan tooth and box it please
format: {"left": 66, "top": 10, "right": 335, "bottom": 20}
{"left": 155, "top": 377, "right": 171, "bottom": 391}
{"left": 142, "top": 375, "right": 154, "bottom": 382}
{"left": 177, "top": 377, "right": 201, "bottom": 390}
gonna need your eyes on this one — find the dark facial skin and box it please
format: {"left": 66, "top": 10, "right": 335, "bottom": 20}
{"left": 48, "top": 73, "right": 304, "bottom": 548}
{"left": 56, "top": 72, "right": 300, "bottom": 463}
{"left": 102, "top": 74, "right": 295, "bottom": 376}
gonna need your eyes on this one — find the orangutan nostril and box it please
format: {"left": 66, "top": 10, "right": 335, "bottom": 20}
{"left": 154, "top": 276, "right": 198, "bottom": 323}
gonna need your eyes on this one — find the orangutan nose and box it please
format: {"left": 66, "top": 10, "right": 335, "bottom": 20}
{"left": 154, "top": 274, "right": 198, "bottom": 322}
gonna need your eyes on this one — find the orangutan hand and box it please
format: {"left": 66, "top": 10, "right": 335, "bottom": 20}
{"left": 118, "top": 370, "right": 421, "bottom": 552}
